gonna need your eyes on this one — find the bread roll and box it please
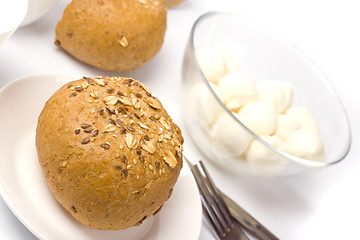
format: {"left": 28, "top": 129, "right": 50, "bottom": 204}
{"left": 55, "top": 0, "right": 167, "bottom": 72}
{"left": 36, "top": 76, "right": 183, "bottom": 230}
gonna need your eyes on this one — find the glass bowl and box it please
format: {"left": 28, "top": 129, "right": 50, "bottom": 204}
{"left": 181, "top": 12, "right": 351, "bottom": 177}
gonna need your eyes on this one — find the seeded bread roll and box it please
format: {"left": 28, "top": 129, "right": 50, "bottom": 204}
{"left": 55, "top": 0, "right": 167, "bottom": 72}
{"left": 36, "top": 76, "right": 183, "bottom": 230}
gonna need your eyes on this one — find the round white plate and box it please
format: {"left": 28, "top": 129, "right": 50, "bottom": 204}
{"left": 0, "top": 74, "right": 202, "bottom": 240}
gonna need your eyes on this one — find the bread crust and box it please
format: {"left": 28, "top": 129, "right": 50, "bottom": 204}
{"left": 36, "top": 76, "right": 183, "bottom": 230}
{"left": 55, "top": 0, "right": 167, "bottom": 72}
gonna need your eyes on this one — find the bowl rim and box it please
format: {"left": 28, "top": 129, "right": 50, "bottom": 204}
{"left": 188, "top": 11, "right": 352, "bottom": 168}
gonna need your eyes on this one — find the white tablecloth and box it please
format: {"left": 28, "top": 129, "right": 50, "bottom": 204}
{"left": 1, "top": 0, "right": 359, "bottom": 239}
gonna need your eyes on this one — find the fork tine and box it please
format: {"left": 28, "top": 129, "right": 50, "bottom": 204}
{"left": 192, "top": 164, "right": 228, "bottom": 236}
{"left": 199, "top": 161, "right": 234, "bottom": 226}
{"left": 185, "top": 157, "right": 252, "bottom": 239}
{"left": 202, "top": 202, "right": 223, "bottom": 238}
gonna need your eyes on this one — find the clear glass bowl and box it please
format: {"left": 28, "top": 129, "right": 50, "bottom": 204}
{"left": 181, "top": 12, "right": 351, "bottom": 177}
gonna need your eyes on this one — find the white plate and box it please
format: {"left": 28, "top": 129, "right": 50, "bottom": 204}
{"left": 0, "top": 74, "right": 202, "bottom": 240}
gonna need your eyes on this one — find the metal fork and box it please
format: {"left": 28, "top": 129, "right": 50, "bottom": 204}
{"left": 185, "top": 157, "right": 250, "bottom": 240}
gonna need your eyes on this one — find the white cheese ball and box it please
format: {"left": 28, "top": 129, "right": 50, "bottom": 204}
{"left": 275, "top": 114, "right": 300, "bottom": 141}
{"left": 245, "top": 135, "right": 288, "bottom": 174}
{"left": 287, "top": 129, "right": 324, "bottom": 162}
{"left": 223, "top": 46, "right": 240, "bottom": 72}
{"left": 196, "top": 46, "right": 227, "bottom": 84}
{"left": 218, "top": 71, "right": 257, "bottom": 111}
{"left": 256, "top": 81, "right": 285, "bottom": 113}
{"left": 237, "top": 100, "right": 278, "bottom": 136}
{"left": 286, "top": 107, "right": 319, "bottom": 134}
{"left": 188, "top": 81, "right": 224, "bottom": 128}
{"left": 211, "top": 112, "right": 252, "bottom": 158}
{"left": 275, "top": 81, "right": 293, "bottom": 112}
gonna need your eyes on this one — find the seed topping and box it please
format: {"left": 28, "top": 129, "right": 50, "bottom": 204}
{"left": 81, "top": 123, "right": 91, "bottom": 129}
{"left": 84, "top": 128, "right": 93, "bottom": 133}
{"left": 122, "top": 169, "right": 128, "bottom": 177}
{"left": 159, "top": 116, "right": 171, "bottom": 130}
{"left": 74, "top": 86, "right": 83, "bottom": 91}
{"left": 89, "top": 89, "right": 99, "bottom": 99}
{"left": 163, "top": 150, "right": 177, "bottom": 168}
{"left": 125, "top": 133, "right": 136, "bottom": 149}
{"left": 94, "top": 78, "right": 105, "bottom": 86}
{"left": 147, "top": 97, "right": 161, "bottom": 110}
{"left": 118, "top": 96, "right": 132, "bottom": 106}
{"left": 118, "top": 36, "right": 129, "bottom": 48}
{"left": 100, "top": 143, "right": 110, "bottom": 150}
{"left": 104, "top": 124, "right": 116, "bottom": 132}
{"left": 103, "top": 95, "right": 118, "bottom": 106}
{"left": 92, "top": 129, "right": 99, "bottom": 137}
{"left": 70, "top": 92, "right": 77, "bottom": 98}
{"left": 140, "top": 140, "right": 156, "bottom": 154}
{"left": 81, "top": 138, "right": 90, "bottom": 144}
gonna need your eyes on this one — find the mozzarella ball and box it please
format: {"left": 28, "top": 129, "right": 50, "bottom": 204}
{"left": 275, "top": 81, "right": 293, "bottom": 112}
{"left": 286, "top": 107, "right": 319, "bottom": 134}
{"left": 244, "top": 135, "right": 288, "bottom": 174}
{"left": 256, "top": 81, "right": 285, "bottom": 113}
{"left": 237, "top": 100, "right": 278, "bottom": 136}
{"left": 196, "top": 46, "right": 227, "bottom": 84}
{"left": 275, "top": 114, "right": 300, "bottom": 141}
{"left": 218, "top": 71, "right": 257, "bottom": 111}
{"left": 211, "top": 112, "right": 252, "bottom": 158}
{"left": 223, "top": 46, "right": 240, "bottom": 72}
{"left": 287, "top": 129, "right": 324, "bottom": 161}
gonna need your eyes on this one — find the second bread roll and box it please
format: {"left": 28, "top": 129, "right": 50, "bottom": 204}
{"left": 55, "top": 0, "right": 167, "bottom": 72}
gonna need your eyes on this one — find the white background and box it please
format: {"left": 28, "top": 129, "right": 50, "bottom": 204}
{"left": 1, "top": 0, "right": 360, "bottom": 239}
